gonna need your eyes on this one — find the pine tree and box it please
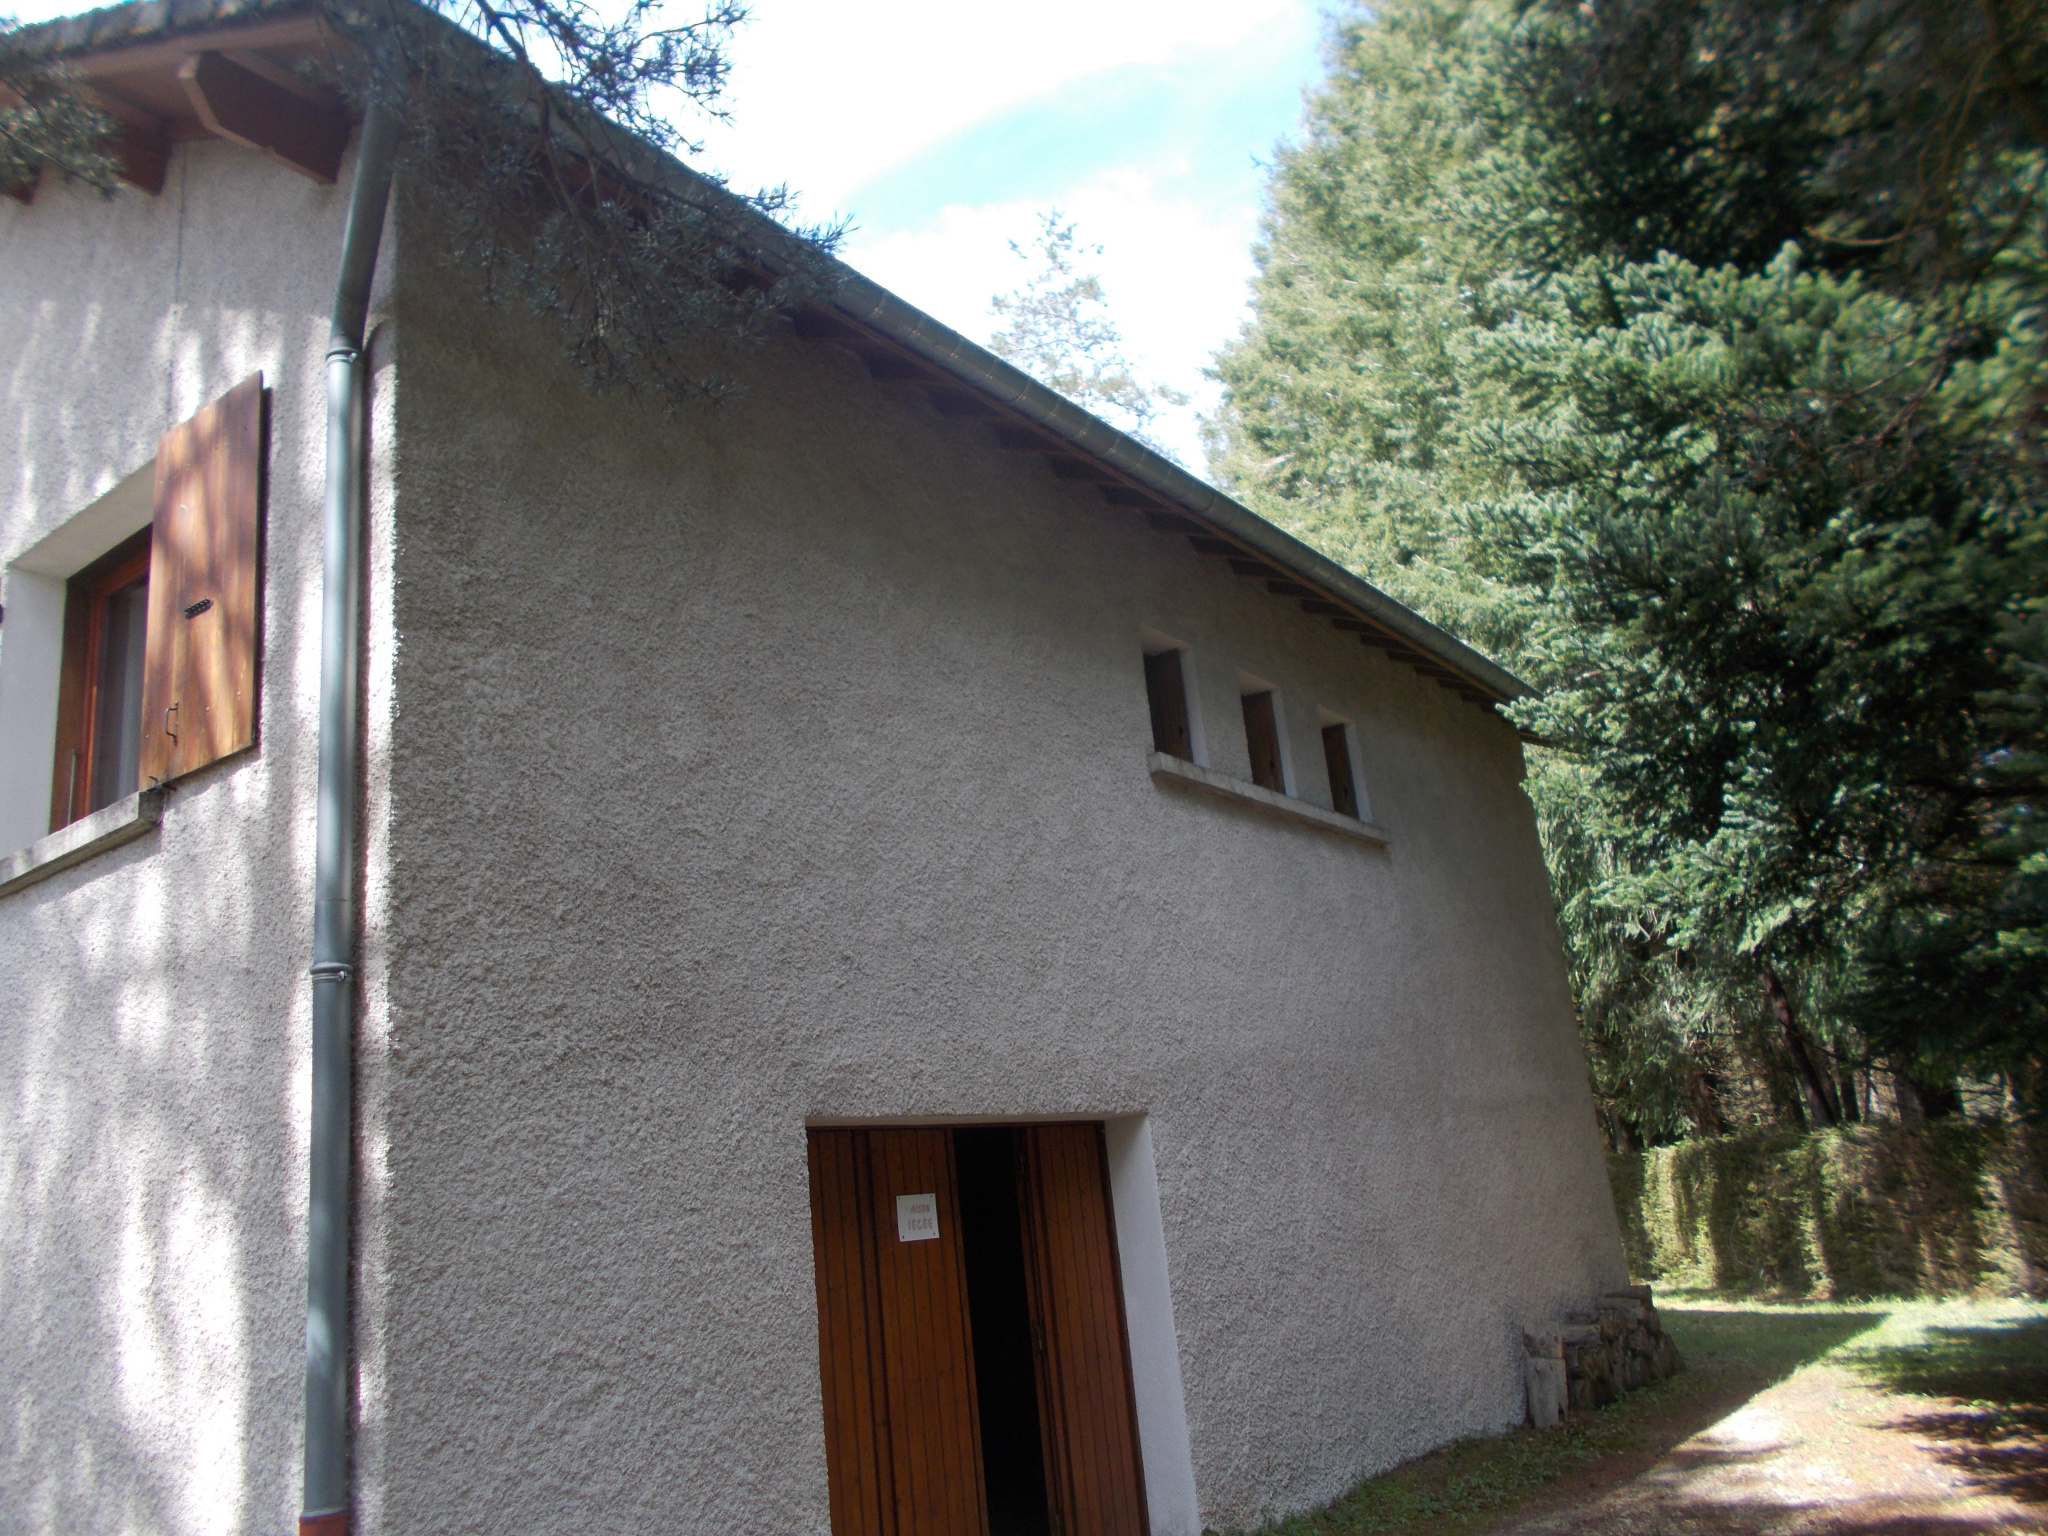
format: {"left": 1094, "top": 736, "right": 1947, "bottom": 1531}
{"left": 989, "top": 211, "right": 1188, "bottom": 458}
{"left": 1209, "top": 0, "right": 1514, "bottom": 649}
{"left": 1214, "top": 0, "right": 2048, "bottom": 1134}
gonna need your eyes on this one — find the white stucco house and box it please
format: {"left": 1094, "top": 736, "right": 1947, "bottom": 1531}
{"left": 0, "top": 4, "right": 1629, "bottom": 1533}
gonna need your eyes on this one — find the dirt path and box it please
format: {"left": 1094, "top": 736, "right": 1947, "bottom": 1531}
{"left": 1493, "top": 1308, "right": 2047, "bottom": 1536}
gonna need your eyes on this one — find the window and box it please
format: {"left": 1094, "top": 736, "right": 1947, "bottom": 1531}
{"left": 1240, "top": 690, "right": 1285, "bottom": 793}
{"left": 1144, "top": 648, "right": 1192, "bottom": 760}
{"left": 1322, "top": 724, "right": 1361, "bottom": 819}
{"left": 40, "top": 372, "right": 264, "bottom": 832}
{"left": 49, "top": 530, "right": 152, "bottom": 827}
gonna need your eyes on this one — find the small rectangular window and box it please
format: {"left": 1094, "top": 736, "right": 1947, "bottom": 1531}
{"left": 1144, "top": 649, "right": 1192, "bottom": 760}
{"left": 50, "top": 530, "right": 152, "bottom": 829}
{"left": 1241, "top": 690, "right": 1285, "bottom": 793}
{"left": 1322, "top": 724, "right": 1360, "bottom": 819}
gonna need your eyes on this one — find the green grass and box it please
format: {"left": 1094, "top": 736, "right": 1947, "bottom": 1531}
{"left": 1838, "top": 1300, "right": 2048, "bottom": 1506}
{"left": 1224, "top": 1303, "right": 1890, "bottom": 1536}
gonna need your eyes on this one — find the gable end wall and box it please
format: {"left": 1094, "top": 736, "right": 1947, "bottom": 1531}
{"left": 372, "top": 230, "right": 1626, "bottom": 1533}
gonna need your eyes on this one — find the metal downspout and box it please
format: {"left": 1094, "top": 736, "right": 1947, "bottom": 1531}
{"left": 303, "top": 96, "right": 401, "bottom": 1536}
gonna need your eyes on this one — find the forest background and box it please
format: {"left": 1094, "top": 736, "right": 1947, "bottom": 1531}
{"left": 1206, "top": 0, "right": 2047, "bottom": 1147}
{"left": 6, "top": 0, "right": 2045, "bottom": 1150}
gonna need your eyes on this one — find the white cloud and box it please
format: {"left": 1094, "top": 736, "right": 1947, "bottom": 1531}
{"left": 692, "top": 0, "right": 1300, "bottom": 213}
{"left": 845, "top": 167, "right": 1259, "bottom": 469}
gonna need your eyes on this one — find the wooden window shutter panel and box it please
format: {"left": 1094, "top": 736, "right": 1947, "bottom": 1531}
{"left": 1241, "top": 691, "right": 1284, "bottom": 793}
{"left": 1322, "top": 724, "right": 1360, "bottom": 819}
{"left": 138, "top": 373, "right": 262, "bottom": 788}
{"left": 1144, "top": 650, "right": 1192, "bottom": 760}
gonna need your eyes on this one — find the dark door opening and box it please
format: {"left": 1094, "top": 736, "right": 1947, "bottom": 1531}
{"left": 955, "top": 1129, "right": 1052, "bottom": 1536}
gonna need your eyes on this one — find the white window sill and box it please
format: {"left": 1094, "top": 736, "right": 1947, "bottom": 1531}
{"left": 1147, "top": 751, "right": 1389, "bottom": 847}
{"left": 0, "top": 789, "right": 164, "bottom": 898}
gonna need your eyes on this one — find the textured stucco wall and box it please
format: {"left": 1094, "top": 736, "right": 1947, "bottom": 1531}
{"left": 370, "top": 251, "right": 1626, "bottom": 1533}
{"left": 0, "top": 142, "right": 398, "bottom": 1536}
{"left": 3, "top": 134, "right": 1623, "bottom": 1536}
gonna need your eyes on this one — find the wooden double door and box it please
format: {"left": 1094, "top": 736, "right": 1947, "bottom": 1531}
{"left": 807, "top": 1124, "right": 1149, "bottom": 1536}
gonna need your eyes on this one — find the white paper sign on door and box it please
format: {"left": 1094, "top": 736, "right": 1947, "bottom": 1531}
{"left": 896, "top": 1192, "right": 939, "bottom": 1242}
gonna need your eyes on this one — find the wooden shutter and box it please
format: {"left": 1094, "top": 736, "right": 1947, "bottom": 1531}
{"left": 809, "top": 1129, "right": 989, "bottom": 1536}
{"left": 1322, "top": 724, "right": 1360, "bottom": 818}
{"left": 137, "top": 373, "right": 262, "bottom": 789}
{"left": 1241, "top": 691, "right": 1284, "bottom": 792}
{"left": 1017, "top": 1124, "right": 1148, "bottom": 1536}
{"left": 1143, "top": 650, "right": 1192, "bottom": 760}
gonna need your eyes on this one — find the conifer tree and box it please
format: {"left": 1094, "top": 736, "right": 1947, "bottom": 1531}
{"left": 990, "top": 211, "right": 1188, "bottom": 458}
{"left": 1215, "top": 0, "right": 2048, "bottom": 1135}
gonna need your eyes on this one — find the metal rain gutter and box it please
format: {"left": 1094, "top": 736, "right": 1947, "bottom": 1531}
{"left": 302, "top": 93, "right": 400, "bottom": 1536}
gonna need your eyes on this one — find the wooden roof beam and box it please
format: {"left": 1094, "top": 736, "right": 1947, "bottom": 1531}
{"left": 178, "top": 50, "right": 346, "bottom": 182}
{"left": 861, "top": 351, "right": 939, "bottom": 383}
{"left": 59, "top": 14, "right": 333, "bottom": 81}
{"left": 926, "top": 388, "right": 999, "bottom": 417}
{"left": 1101, "top": 485, "right": 1174, "bottom": 515}
{"left": 70, "top": 85, "right": 170, "bottom": 193}
{"left": 792, "top": 309, "right": 864, "bottom": 342}
{"left": 106, "top": 117, "right": 170, "bottom": 193}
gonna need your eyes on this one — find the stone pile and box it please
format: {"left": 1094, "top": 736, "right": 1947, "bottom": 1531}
{"left": 1524, "top": 1283, "right": 1683, "bottom": 1424}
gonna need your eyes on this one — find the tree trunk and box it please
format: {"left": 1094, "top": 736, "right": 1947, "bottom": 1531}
{"left": 1891, "top": 1065, "right": 1925, "bottom": 1121}
{"left": 1835, "top": 1064, "right": 1861, "bottom": 1124}
{"left": 1763, "top": 966, "right": 1840, "bottom": 1128}
{"left": 1686, "top": 1059, "right": 1726, "bottom": 1139}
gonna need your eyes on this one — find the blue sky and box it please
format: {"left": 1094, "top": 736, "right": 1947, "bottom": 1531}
{"left": 690, "top": 0, "right": 1331, "bottom": 464}
{"left": 12, "top": 0, "right": 1333, "bottom": 464}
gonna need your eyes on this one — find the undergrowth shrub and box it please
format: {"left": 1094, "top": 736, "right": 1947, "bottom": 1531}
{"left": 1610, "top": 1122, "right": 2048, "bottom": 1298}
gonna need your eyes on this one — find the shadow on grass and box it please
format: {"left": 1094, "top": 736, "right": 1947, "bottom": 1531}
{"left": 1664, "top": 1306, "right": 1889, "bottom": 1380}
{"left": 1236, "top": 1307, "right": 1887, "bottom": 1536}
{"left": 1854, "top": 1313, "right": 2048, "bottom": 1508}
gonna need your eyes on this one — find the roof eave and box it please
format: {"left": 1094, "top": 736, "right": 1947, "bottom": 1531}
{"left": 15, "top": 0, "right": 1535, "bottom": 708}
{"left": 828, "top": 268, "right": 1532, "bottom": 703}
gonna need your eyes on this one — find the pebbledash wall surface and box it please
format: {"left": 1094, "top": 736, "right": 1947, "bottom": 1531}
{"left": 1, "top": 134, "right": 1628, "bottom": 1536}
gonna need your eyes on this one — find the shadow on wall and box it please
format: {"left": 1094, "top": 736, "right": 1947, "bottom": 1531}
{"left": 2, "top": 281, "right": 323, "bottom": 1531}
{"left": 1608, "top": 1123, "right": 2048, "bottom": 1299}
{"left": 2, "top": 793, "right": 310, "bottom": 1533}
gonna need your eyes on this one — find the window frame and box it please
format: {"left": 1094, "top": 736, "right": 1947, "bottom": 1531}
{"left": 48, "top": 528, "right": 152, "bottom": 831}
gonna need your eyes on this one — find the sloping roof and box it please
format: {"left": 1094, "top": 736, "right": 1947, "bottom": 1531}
{"left": 12, "top": 0, "right": 1531, "bottom": 711}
